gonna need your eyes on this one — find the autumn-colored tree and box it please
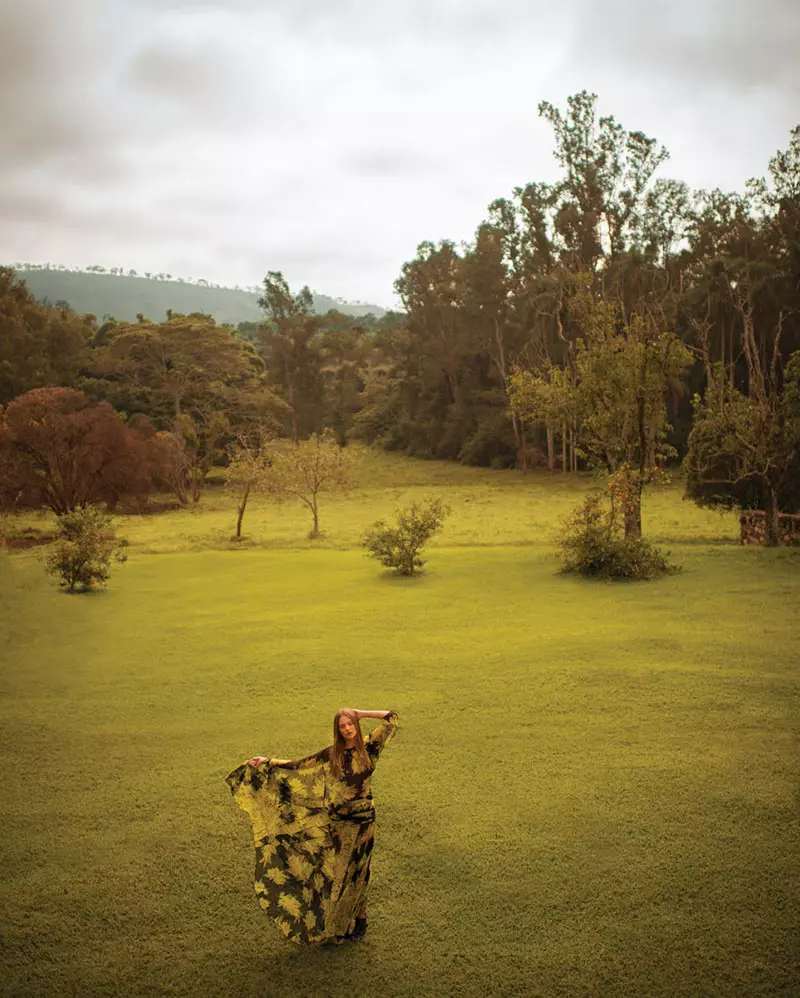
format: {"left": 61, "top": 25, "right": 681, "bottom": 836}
{"left": 0, "top": 388, "right": 160, "bottom": 514}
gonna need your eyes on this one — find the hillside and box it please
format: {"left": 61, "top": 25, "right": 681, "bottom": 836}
{"left": 11, "top": 268, "right": 387, "bottom": 324}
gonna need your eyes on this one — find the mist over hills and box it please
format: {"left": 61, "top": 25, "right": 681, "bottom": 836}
{"left": 11, "top": 268, "right": 388, "bottom": 324}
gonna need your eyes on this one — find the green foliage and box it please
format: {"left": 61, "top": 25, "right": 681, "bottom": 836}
{"left": 558, "top": 491, "right": 676, "bottom": 580}
{"left": 363, "top": 497, "right": 450, "bottom": 575}
{"left": 0, "top": 267, "right": 92, "bottom": 404}
{"left": 44, "top": 505, "right": 127, "bottom": 592}
{"left": 685, "top": 350, "right": 800, "bottom": 543}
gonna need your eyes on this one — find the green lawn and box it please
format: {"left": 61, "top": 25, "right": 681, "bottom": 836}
{"left": 1, "top": 460, "right": 798, "bottom": 997}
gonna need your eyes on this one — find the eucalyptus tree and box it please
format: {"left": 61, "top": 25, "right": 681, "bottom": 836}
{"left": 511, "top": 289, "right": 691, "bottom": 538}
{"left": 537, "top": 90, "right": 670, "bottom": 265}
{"left": 258, "top": 270, "right": 324, "bottom": 440}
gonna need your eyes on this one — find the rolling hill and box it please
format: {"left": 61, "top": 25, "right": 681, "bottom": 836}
{"left": 11, "top": 268, "right": 387, "bottom": 324}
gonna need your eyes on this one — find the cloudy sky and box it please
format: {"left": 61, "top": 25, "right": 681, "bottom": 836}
{"left": 1, "top": 0, "right": 798, "bottom": 309}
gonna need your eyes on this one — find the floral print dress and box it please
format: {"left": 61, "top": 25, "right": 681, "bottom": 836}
{"left": 226, "top": 712, "right": 398, "bottom": 943}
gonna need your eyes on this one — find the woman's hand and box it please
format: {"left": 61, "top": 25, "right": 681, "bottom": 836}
{"left": 247, "top": 756, "right": 269, "bottom": 768}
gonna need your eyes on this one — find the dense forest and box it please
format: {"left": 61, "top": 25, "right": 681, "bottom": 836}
{"left": 2, "top": 92, "right": 799, "bottom": 539}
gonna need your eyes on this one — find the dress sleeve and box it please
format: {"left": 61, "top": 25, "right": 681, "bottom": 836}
{"left": 267, "top": 747, "right": 331, "bottom": 770}
{"left": 365, "top": 712, "right": 398, "bottom": 763}
{"left": 226, "top": 749, "right": 330, "bottom": 844}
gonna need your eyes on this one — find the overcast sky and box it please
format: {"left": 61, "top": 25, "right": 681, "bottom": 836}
{"left": 1, "top": 0, "right": 798, "bottom": 309}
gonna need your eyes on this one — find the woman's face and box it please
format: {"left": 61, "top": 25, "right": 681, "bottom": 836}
{"left": 338, "top": 715, "right": 358, "bottom": 742}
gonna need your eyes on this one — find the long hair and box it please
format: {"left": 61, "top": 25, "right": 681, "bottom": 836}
{"left": 330, "top": 709, "right": 371, "bottom": 778}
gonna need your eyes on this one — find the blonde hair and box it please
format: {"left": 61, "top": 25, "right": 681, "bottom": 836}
{"left": 330, "top": 709, "right": 371, "bottom": 778}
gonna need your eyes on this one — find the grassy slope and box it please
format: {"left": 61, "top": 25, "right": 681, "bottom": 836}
{"left": 1, "top": 460, "right": 798, "bottom": 998}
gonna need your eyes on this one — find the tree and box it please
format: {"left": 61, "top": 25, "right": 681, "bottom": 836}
{"left": 0, "top": 267, "right": 91, "bottom": 403}
{"left": 363, "top": 498, "right": 450, "bottom": 576}
{"left": 44, "top": 505, "right": 127, "bottom": 592}
{"left": 0, "top": 388, "right": 162, "bottom": 514}
{"left": 89, "top": 312, "right": 277, "bottom": 498}
{"left": 225, "top": 431, "right": 273, "bottom": 539}
{"left": 683, "top": 128, "right": 800, "bottom": 541}
{"left": 265, "top": 431, "right": 358, "bottom": 538}
{"left": 317, "top": 313, "right": 370, "bottom": 445}
{"left": 258, "top": 271, "right": 324, "bottom": 440}
{"left": 686, "top": 350, "right": 800, "bottom": 546}
{"left": 557, "top": 491, "right": 675, "bottom": 580}
{"left": 537, "top": 90, "right": 670, "bottom": 265}
{"left": 510, "top": 291, "right": 691, "bottom": 538}
{"left": 101, "top": 312, "right": 265, "bottom": 422}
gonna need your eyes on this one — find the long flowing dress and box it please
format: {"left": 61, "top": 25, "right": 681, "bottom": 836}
{"left": 226, "top": 712, "right": 398, "bottom": 943}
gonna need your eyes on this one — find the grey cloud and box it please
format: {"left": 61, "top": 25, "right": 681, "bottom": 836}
{"left": 571, "top": 0, "right": 799, "bottom": 99}
{"left": 1, "top": 0, "right": 798, "bottom": 307}
{"left": 340, "top": 148, "right": 448, "bottom": 178}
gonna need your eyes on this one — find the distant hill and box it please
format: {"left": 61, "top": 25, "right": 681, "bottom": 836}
{"left": 11, "top": 268, "right": 387, "bottom": 324}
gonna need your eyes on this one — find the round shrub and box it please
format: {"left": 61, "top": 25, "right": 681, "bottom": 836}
{"left": 363, "top": 497, "right": 450, "bottom": 576}
{"left": 45, "top": 506, "right": 127, "bottom": 592}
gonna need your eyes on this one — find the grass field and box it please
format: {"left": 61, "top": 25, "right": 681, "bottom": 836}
{"left": 1, "top": 458, "right": 798, "bottom": 997}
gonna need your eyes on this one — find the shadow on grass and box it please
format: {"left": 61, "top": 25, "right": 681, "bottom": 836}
{"left": 372, "top": 569, "right": 434, "bottom": 584}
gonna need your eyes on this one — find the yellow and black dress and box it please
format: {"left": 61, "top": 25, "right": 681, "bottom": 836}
{"left": 226, "top": 712, "right": 398, "bottom": 943}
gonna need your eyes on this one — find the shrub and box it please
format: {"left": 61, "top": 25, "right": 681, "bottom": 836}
{"left": 558, "top": 492, "right": 676, "bottom": 580}
{"left": 364, "top": 497, "right": 450, "bottom": 576}
{"left": 44, "top": 506, "right": 127, "bottom": 592}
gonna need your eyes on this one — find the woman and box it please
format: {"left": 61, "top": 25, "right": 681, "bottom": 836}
{"left": 226, "top": 707, "right": 398, "bottom": 944}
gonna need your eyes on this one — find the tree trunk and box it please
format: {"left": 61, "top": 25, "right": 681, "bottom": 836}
{"left": 624, "top": 482, "right": 643, "bottom": 540}
{"left": 561, "top": 421, "right": 567, "bottom": 475}
{"left": 764, "top": 486, "right": 780, "bottom": 547}
{"left": 546, "top": 426, "right": 554, "bottom": 471}
{"left": 518, "top": 419, "right": 527, "bottom": 474}
{"left": 571, "top": 423, "right": 577, "bottom": 472}
{"left": 310, "top": 498, "right": 319, "bottom": 538}
{"left": 510, "top": 408, "right": 522, "bottom": 470}
{"left": 236, "top": 484, "right": 250, "bottom": 539}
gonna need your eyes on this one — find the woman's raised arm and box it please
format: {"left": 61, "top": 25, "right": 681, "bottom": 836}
{"left": 247, "top": 748, "right": 329, "bottom": 770}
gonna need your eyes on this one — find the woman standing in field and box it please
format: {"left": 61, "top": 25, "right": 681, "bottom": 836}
{"left": 226, "top": 708, "right": 398, "bottom": 944}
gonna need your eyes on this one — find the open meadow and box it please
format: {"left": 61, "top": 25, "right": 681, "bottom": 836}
{"left": 1, "top": 456, "right": 799, "bottom": 998}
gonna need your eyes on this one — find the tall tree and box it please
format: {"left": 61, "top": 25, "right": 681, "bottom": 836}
{"left": 258, "top": 271, "right": 324, "bottom": 440}
{"left": 511, "top": 290, "right": 691, "bottom": 538}
{"left": 538, "top": 90, "right": 670, "bottom": 265}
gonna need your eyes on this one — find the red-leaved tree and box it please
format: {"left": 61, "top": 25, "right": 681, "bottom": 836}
{"left": 0, "top": 388, "right": 162, "bottom": 514}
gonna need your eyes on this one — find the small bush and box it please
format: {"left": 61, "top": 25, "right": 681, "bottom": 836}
{"left": 558, "top": 492, "right": 676, "bottom": 580}
{"left": 364, "top": 497, "right": 450, "bottom": 576}
{"left": 45, "top": 506, "right": 127, "bottom": 592}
